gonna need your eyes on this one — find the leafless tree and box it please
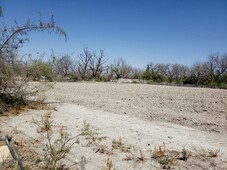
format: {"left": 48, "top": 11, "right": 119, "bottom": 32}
{"left": 204, "top": 53, "right": 227, "bottom": 83}
{"left": 190, "top": 62, "right": 209, "bottom": 85}
{"left": 111, "top": 57, "right": 132, "bottom": 79}
{"left": 103, "top": 65, "right": 114, "bottom": 81}
{"left": 89, "top": 50, "right": 108, "bottom": 80}
{"left": 165, "top": 63, "right": 187, "bottom": 83}
{"left": 205, "top": 54, "right": 219, "bottom": 83}
{"left": 156, "top": 63, "right": 168, "bottom": 78}
{"left": 77, "top": 47, "right": 93, "bottom": 80}
{"left": 131, "top": 67, "right": 142, "bottom": 79}
{"left": 55, "top": 55, "right": 72, "bottom": 76}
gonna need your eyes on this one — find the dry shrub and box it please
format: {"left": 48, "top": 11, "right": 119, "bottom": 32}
{"left": 112, "top": 137, "right": 131, "bottom": 153}
{"left": 152, "top": 146, "right": 166, "bottom": 159}
{"left": 208, "top": 149, "right": 220, "bottom": 157}
{"left": 193, "top": 147, "right": 220, "bottom": 158}
{"left": 123, "top": 153, "right": 135, "bottom": 161}
{"left": 123, "top": 150, "right": 147, "bottom": 163}
{"left": 33, "top": 112, "right": 81, "bottom": 169}
{"left": 104, "top": 156, "right": 112, "bottom": 170}
{"left": 152, "top": 145, "right": 191, "bottom": 169}
{"left": 0, "top": 81, "right": 53, "bottom": 115}
{"left": 136, "top": 150, "right": 146, "bottom": 162}
{"left": 95, "top": 145, "right": 113, "bottom": 155}
{"left": 80, "top": 120, "right": 96, "bottom": 137}
{"left": 179, "top": 147, "right": 190, "bottom": 161}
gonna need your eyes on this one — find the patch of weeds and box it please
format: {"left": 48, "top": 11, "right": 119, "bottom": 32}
{"left": 152, "top": 145, "right": 191, "bottom": 169}
{"left": 91, "top": 136, "right": 107, "bottom": 143}
{"left": 208, "top": 149, "right": 220, "bottom": 157}
{"left": 95, "top": 145, "right": 113, "bottom": 155}
{"left": 123, "top": 153, "right": 135, "bottom": 161}
{"left": 81, "top": 120, "right": 95, "bottom": 137}
{"left": 112, "top": 137, "right": 131, "bottom": 153}
{"left": 33, "top": 112, "right": 81, "bottom": 169}
{"left": 193, "top": 147, "right": 220, "bottom": 158}
{"left": 152, "top": 145, "right": 222, "bottom": 169}
{"left": 79, "top": 120, "right": 105, "bottom": 148}
{"left": 104, "top": 156, "right": 113, "bottom": 170}
{"left": 178, "top": 147, "right": 190, "bottom": 161}
{"left": 152, "top": 146, "right": 166, "bottom": 160}
{"left": 123, "top": 149, "right": 148, "bottom": 163}
{"left": 136, "top": 150, "right": 147, "bottom": 162}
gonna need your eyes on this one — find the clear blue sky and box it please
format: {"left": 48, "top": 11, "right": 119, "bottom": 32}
{"left": 1, "top": 0, "right": 227, "bottom": 68}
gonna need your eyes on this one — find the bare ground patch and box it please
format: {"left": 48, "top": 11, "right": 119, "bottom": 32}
{"left": 1, "top": 82, "right": 227, "bottom": 169}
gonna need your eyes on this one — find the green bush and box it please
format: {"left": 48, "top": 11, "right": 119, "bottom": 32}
{"left": 208, "top": 82, "right": 219, "bottom": 88}
{"left": 219, "top": 82, "right": 227, "bottom": 89}
{"left": 26, "top": 60, "right": 53, "bottom": 81}
{"left": 141, "top": 71, "right": 152, "bottom": 80}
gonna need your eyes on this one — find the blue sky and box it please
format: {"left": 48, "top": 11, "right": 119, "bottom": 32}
{"left": 1, "top": 0, "right": 227, "bottom": 68}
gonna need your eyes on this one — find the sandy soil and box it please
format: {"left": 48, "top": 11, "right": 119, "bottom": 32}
{"left": 47, "top": 82, "right": 227, "bottom": 134}
{"left": 1, "top": 82, "right": 227, "bottom": 169}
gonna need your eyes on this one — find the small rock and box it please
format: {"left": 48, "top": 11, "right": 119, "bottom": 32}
{"left": 0, "top": 146, "right": 10, "bottom": 163}
{"left": 75, "top": 158, "right": 79, "bottom": 164}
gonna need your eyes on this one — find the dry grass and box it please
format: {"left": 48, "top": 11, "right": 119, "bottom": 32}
{"left": 193, "top": 147, "right": 220, "bottom": 158}
{"left": 104, "top": 156, "right": 113, "bottom": 170}
{"left": 151, "top": 145, "right": 222, "bottom": 169}
{"left": 112, "top": 137, "right": 131, "bottom": 153}
{"left": 32, "top": 112, "right": 82, "bottom": 169}
{"left": 151, "top": 145, "right": 191, "bottom": 169}
{"left": 98, "top": 146, "right": 113, "bottom": 155}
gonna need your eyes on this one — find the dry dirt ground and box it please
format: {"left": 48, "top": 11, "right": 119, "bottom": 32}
{"left": 1, "top": 82, "right": 227, "bottom": 169}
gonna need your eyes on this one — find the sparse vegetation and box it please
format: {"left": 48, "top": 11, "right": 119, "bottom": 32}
{"left": 151, "top": 145, "right": 222, "bottom": 169}
{"left": 193, "top": 147, "right": 220, "bottom": 158}
{"left": 104, "top": 156, "right": 113, "bottom": 170}
{"left": 0, "top": 2, "right": 226, "bottom": 170}
{"left": 32, "top": 112, "right": 80, "bottom": 169}
{"left": 80, "top": 120, "right": 95, "bottom": 137}
{"left": 0, "top": 6, "right": 66, "bottom": 114}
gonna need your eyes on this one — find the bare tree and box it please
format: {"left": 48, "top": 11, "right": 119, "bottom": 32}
{"left": 111, "top": 57, "right": 132, "bottom": 79}
{"left": 205, "top": 54, "right": 219, "bottom": 83}
{"left": 56, "top": 55, "right": 72, "bottom": 76}
{"left": 215, "top": 54, "right": 227, "bottom": 82}
{"left": 143, "top": 62, "right": 164, "bottom": 82}
{"left": 77, "top": 47, "right": 93, "bottom": 80}
{"left": 103, "top": 65, "right": 114, "bottom": 81}
{"left": 190, "top": 62, "right": 209, "bottom": 85}
{"left": 156, "top": 63, "right": 168, "bottom": 79}
{"left": 131, "top": 67, "right": 142, "bottom": 79}
{"left": 89, "top": 50, "right": 108, "bottom": 80}
{"left": 165, "top": 63, "right": 187, "bottom": 83}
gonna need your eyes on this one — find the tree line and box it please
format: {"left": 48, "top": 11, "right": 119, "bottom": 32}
{"left": 141, "top": 53, "right": 227, "bottom": 87}
{"left": 22, "top": 50, "right": 227, "bottom": 88}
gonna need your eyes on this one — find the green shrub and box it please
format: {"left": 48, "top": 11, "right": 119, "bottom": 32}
{"left": 26, "top": 60, "right": 53, "bottom": 81}
{"left": 219, "top": 82, "right": 227, "bottom": 89}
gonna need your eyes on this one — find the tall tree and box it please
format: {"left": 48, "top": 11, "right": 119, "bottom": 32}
{"left": 89, "top": 50, "right": 108, "bottom": 80}
{"left": 111, "top": 58, "right": 132, "bottom": 79}
{"left": 77, "top": 47, "right": 93, "bottom": 80}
